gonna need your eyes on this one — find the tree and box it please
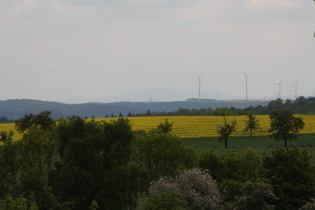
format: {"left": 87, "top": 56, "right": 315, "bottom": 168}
{"left": 214, "top": 108, "right": 237, "bottom": 149}
{"left": 0, "top": 130, "right": 14, "bottom": 143}
{"left": 0, "top": 140, "right": 20, "bottom": 197}
{"left": 199, "top": 150, "right": 224, "bottom": 182}
{"left": 240, "top": 148, "right": 262, "bottom": 182}
{"left": 234, "top": 182, "right": 278, "bottom": 210}
{"left": 15, "top": 111, "right": 55, "bottom": 133}
{"left": 16, "top": 127, "right": 59, "bottom": 209}
{"left": 267, "top": 99, "right": 284, "bottom": 112}
{"left": 55, "top": 117, "right": 140, "bottom": 210}
{"left": 212, "top": 107, "right": 234, "bottom": 116}
{"left": 157, "top": 119, "right": 173, "bottom": 133}
{"left": 262, "top": 147, "right": 315, "bottom": 209}
{"left": 143, "top": 192, "right": 187, "bottom": 210}
{"left": 243, "top": 112, "right": 260, "bottom": 137}
{"left": 148, "top": 168, "right": 221, "bottom": 210}
{"left": 268, "top": 110, "right": 305, "bottom": 147}
{"left": 135, "top": 128, "right": 197, "bottom": 183}
{"left": 217, "top": 119, "right": 237, "bottom": 149}
{"left": 300, "top": 197, "right": 315, "bottom": 210}
{"left": 199, "top": 148, "right": 262, "bottom": 183}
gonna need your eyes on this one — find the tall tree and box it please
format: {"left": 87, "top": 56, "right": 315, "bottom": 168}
{"left": 214, "top": 108, "right": 237, "bottom": 149}
{"left": 217, "top": 118, "right": 237, "bottom": 149}
{"left": 269, "top": 110, "right": 305, "bottom": 147}
{"left": 0, "top": 130, "right": 14, "bottom": 143}
{"left": 262, "top": 147, "right": 315, "bottom": 209}
{"left": 16, "top": 127, "right": 59, "bottom": 209}
{"left": 15, "top": 111, "right": 55, "bottom": 133}
{"left": 55, "top": 117, "right": 140, "bottom": 210}
{"left": 0, "top": 140, "right": 20, "bottom": 197}
{"left": 243, "top": 112, "right": 260, "bottom": 137}
{"left": 135, "top": 128, "right": 196, "bottom": 183}
{"left": 148, "top": 168, "right": 221, "bottom": 210}
{"left": 157, "top": 119, "right": 173, "bottom": 133}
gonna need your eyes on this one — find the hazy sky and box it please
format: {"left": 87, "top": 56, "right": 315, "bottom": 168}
{"left": 1, "top": 0, "right": 314, "bottom": 102}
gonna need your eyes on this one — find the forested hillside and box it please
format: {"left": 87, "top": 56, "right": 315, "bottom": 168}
{"left": 0, "top": 99, "right": 269, "bottom": 120}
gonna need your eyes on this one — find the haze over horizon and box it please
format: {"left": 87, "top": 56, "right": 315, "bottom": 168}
{"left": 1, "top": 0, "right": 314, "bottom": 103}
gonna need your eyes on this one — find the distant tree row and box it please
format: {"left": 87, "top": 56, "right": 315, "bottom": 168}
{"left": 0, "top": 116, "right": 14, "bottom": 123}
{"left": 245, "top": 96, "right": 315, "bottom": 115}
{"left": 127, "top": 96, "right": 315, "bottom": 117}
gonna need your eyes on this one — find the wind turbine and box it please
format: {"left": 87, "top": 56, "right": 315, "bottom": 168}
{"left": 196, "top": 77, "right": 201, "bottom": 101}
{"left": 291, "top": 80, "right": 298, "bottom": 99}
{"left": 275, "top": 80, "right": 283, "bottom": 99}
{"left": 243, "top": 71, "right": 249, "bottom": 101}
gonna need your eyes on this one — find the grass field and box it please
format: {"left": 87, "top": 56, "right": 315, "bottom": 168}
{"left": 183, "top": 134, "right": 315, "bottom": 165}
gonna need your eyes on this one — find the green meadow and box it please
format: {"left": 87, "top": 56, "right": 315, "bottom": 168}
{"left": 184, "top": 133, "right": 315, "bottom": 164}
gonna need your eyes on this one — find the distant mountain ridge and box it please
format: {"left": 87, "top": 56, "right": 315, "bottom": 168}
{"left": 0, "top": 99, "right": 270, "bottom": 120}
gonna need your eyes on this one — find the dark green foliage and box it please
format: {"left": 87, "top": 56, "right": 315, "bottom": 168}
{"left": 200, "top": 149, "right": 262, "bottom": 183}
{"left": 143, "top": 192, "right": 187, "bottom": 210}
{"left": 234, "top": 182, "right": 278, "bottom": 210}
{"left": 0, "top": 130, "right": 14, "bottom": 142}
{"left": 0, "top": 141, "right": 20, "bottom": 197}
{"left": 55, "top": 117, "right": 138, "bottom": 210}
{"left": 16, "top": 127, "right": 59, "bottom": 209}
{"left": 267, "top": 99, "right": 284, "bottom": 112}
{"left": 15, "top": 111, "right": 55, "bottom": 133}
{"left": 0, "top": 125, "right": 59, "bottom": 209}
{"left": 249, "top": 97, "right": 315, "bottom": 115}
{"left": 269, "top": 110, "right": 305, "bottom": 147}
{"left": 157, "top": 119, "right": 173, "bottom": 133}
{"left": 135, "top": 129, "right": 197, "bottom": 183}
{"left": 300, "top": 198, "right": 315, "bottom": 210}
{"left": 3, "top": 108, "right": 315, "bottom": 209}
{"left": 0, "top": 194, "right": 39, "bottom": 210}
{"left": 212, "top": 107, "right": 234, "bottom": 116}
{"left": 199, "top": 150, "right": 224, "bottom": 181}
{"left": 240, "top": 148, "right": 262, "bottom": 182}
{"left": 262, "top": 147, "right": 315, "bottom": 209}
{"left": 199, "top": 149, "right": 278, "bottom": 209}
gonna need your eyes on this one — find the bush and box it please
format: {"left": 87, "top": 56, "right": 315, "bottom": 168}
{"left": 148, "top": 168, "right": 221, "bottom": 210}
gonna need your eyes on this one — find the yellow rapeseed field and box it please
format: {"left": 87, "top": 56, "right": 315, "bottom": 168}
{"left": 98, "top": 115, "right": 315, "bottom": 138}
{"left": 0, "top": 115, "right": 314, "bottom": 141}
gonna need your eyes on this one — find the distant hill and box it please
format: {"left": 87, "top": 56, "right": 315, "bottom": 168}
{"left": 0, "top": 99, "right": 270, "bottom": 120}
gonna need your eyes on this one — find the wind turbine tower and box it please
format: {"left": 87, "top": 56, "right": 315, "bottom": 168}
{"left": 197, "top": 77, "right": 201, "bottom": 101}
{"left": 291, "top": 81, "right": 298, "bottom": 99}
{"left": 276, "top": 80, "right": 283, "bottom": 99}
{"left": 243, "top": 72, "right": 248, "bottom": 101}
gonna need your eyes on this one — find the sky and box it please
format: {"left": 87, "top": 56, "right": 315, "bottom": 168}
{"left": 1, "top": 0, "right": 314, "bottom": 103}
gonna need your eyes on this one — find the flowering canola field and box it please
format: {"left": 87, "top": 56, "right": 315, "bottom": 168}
{"left": 98, "top": 115, "right": 315, "bottom": 138}
{"left": 0, "top": 115, "right": 314, "bottom": 140}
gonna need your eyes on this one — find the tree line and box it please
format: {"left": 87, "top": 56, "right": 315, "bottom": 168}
{"left": 0, "top": 110, "right": 314, "bottom": 209}
{"left": 128, "top": 96, "right": 315, "bottom": 117}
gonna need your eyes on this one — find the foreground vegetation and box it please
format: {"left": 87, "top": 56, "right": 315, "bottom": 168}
{"left": 1, "top": 111, "right": 315, "bottom": 209}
